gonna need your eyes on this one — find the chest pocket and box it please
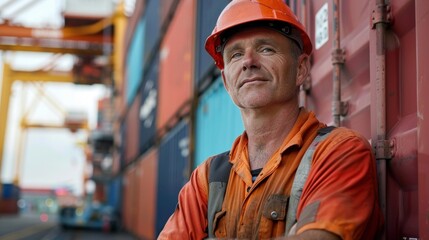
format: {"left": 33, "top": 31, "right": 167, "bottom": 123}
{"left": 213, "top": 210, "right": 227, "bottom": 237}
{"left": 262, "top": 194, "right": 289, "bottom": 220}
{"left": 259, "top": 194, "right": 289, "bottom": 238}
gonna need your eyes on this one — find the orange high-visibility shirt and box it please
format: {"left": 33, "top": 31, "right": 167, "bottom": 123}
{"left": 158, "top": 109, "right": 383, "bottom": 240}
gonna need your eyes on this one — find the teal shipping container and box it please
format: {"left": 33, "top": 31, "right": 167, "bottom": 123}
{"left": 194, "top": 77, "right": 244, "bottom": 167}
{"left": 125, "top": 17, "right": 146, "bottom": 105}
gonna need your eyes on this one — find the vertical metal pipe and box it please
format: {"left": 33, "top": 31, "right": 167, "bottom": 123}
{"left": 331, "top": 0, "right": 345, "bottom": 127}
{"left": 113, "top": 0, "right": 127, "bottom": 97}
{"left": 188, "top": 0, "right": 197, "bottom": 178}
{"left": 299, "top": 0, "right": 311, "bottom": 108}
{"left": 371, "top": 0, "right": 390, "bottom": 238}
{"left": 0, "top": 63, "right": 13, "bottom": 191}
{"left": 12, "top": 84, "right": 27, "bottom": 186}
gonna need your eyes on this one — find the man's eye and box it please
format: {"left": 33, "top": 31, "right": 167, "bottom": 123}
{"left": 261, "top": 47, "right": 274, "bottom": 53}
{"left": 231, "top": 52, "right": 243, "bottom": 59}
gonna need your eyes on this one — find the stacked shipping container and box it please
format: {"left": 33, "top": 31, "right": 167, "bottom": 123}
{"left": 113, "top": 0, "right": 429, "bottom": 239}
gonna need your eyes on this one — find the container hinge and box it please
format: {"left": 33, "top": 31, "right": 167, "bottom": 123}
{"left": 332, "top": 100, "right": 348, "bottom": 117}
{"left": 374, "top": 139, "right": 394, "bottom": 160}
{"left": 371, "top": 4, "right": 392, "bottom": 29}
{"left": 331, "top": 48, "right": 345, "bottom": 65}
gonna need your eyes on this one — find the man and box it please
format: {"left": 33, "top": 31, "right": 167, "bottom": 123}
{"left": 159, "top": 0, "right": 383, "bottom": 239}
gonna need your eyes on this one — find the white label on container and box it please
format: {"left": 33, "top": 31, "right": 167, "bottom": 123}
{"left": 140, "top": 80, "right": 157, "bottom": 128}
{"left": 315, "top": 3, "right": 329, "bottom": 50}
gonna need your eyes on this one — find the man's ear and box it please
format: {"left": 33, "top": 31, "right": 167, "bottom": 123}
{"left": 296, "top": 54, "right": 310, "bottom": 87}
{"left": 221, "top": 70, "right": 230, "bottom": 92}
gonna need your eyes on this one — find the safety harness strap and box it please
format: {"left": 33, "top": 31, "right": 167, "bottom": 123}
{"left": 207, "top": 151, "right": 231, "bottom": 238}
{"left": 285, "top": 126, "right": 335, "bottom": 234}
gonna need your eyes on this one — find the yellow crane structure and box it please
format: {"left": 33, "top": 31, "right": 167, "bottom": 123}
{"left": 0, "top": 0, "right": 126, "bottom": 198}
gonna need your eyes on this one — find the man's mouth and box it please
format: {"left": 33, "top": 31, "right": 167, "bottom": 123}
{"left": 239, "top": 78, "right": 267, "bottom": 87}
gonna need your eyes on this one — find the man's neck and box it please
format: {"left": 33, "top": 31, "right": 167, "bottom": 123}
{"left": 243, "top": 106, "right": 300, "bottom": 170}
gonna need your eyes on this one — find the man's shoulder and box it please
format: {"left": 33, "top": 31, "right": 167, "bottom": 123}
{"left": 324, "top": 127, "right": 370, "bottom": 146}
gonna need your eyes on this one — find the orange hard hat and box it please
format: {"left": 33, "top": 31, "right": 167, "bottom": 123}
{"left": 205, "top": 0, "right": 313, "bottom": 70}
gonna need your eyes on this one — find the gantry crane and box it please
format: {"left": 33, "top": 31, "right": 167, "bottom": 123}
{"left": 0, "top": 0, "right": 126, "bottom": 199}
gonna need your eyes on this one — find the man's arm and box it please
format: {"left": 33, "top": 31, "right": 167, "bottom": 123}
{"left": 287, "top": 229, "right": 341, "bottom": 240}
{"left": 284, "top": 224, "right": 341, "bottom": 240}
{"left": 293, "top": 128, "right": 383, "bottom": 239}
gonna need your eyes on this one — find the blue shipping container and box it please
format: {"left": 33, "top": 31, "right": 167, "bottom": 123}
{"left": 195, "top": 0, "right": 230, "bottom": 88}
{"left": 1, "top": 183, "right": 20, "bottom": 199}
{"left": 194, "top": 77, "right": 244, "bottom": 167}
{"left": 143, "top": 0, "right": 160, "bottom": 65}
{"left": 126, "top": 17, "right": 146, "bottom": 105}
{"left": 107, "top": 177, "right": 122, "bottom": 212}
{"left": 155, "top": 120, "right": 190, "bottom": 236}
{"left": 120, "top": 123, "right": 127, "bottom": 169}
{"left": 139, "top": 55, "right": 159, "bottom": 155}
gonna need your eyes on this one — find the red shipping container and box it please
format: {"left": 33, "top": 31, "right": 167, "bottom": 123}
{"left": 135, "top": 148, "right": 158, "bottom": 239}
{"left": 158, "top": 0, "right": 195, "bottom": 131}
{"left": 300, "top": 0, "right": 426, "bottom": 238}
{"left": 0, "top": 199, "right": 18, "bottom": 214}
{"left": 160, "top": 0, "right": 176, "bottom": 28}
{"left": 122, "top": 167, "right": 138, "bottom": 232}
{"left": 125, "top": 92, "right": 141, "bottom": 163}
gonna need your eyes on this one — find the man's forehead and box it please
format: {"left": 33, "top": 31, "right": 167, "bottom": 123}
{"left": 223, "top": 27, "right": 289, "bottom": 50}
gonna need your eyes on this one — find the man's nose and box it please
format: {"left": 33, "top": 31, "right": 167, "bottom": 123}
{"left": 242, "top": 50, "right": 261, "bottom": 71}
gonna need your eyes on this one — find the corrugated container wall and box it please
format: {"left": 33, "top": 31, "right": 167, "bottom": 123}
{"left": 143, "top": 0, "right": 160, "bottom": 66}
{"left": 195, "top": 78, "right": 244, "bottom": 167}
{"left": 122, "top": 167, "right": 137, "bottom": 232}
{"left": 1, "top": 183, "right": 20, "bottom": 199}
{"left": 135, "top": 148, "right": 158, "bottom": 240}
{"left": 139, "top": 56, "right": 159, "bottom": 153}
{"left": 124, "top": 92, "right": 141, "bottom": 164}
{"left": 158, "top": 0, "right": 195, "bottom": 131}
{"left": 155, "top": 120, "right": 190, "bottom": 236}
{"left": 160, "top": 0, "right": 176, "bottom": 28}
{"left": 124, "top": 0, "right": 146, "bottom": 52}
{"left": 119, "top": 124, "right": 127, "bottom": 169}
{"left": 194, "top": 0, "right": 230, "bottom": 90}
{"left": 106, "top": 177, "right": 122, "bottom": 213}
{"left": 125, "top": 18, "right": 145, "bottom": 105}
{"left": 0, "top": 199, "right": 18, "bottom": 214}
{"left": 306, "top": 0, "right": 372, "bottom": 137}
{"left": 301, "top": 0, "right": 425, "bottom": 238}
{"left": 416, "top": 1, "right": 429, "bottom": 238}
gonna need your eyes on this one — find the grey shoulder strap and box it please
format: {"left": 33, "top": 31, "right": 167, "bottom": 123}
{"left": 207, "top": 151, "right": 231, "bottom": 238}
{"left": 285, "top": 126, "right": 335, "bottom": 234}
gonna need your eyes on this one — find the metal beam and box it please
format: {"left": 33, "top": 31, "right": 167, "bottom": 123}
{"left": 0, "top": 43, "right": 107, "bottom": 56}
{"left": 11, "top": 70, "right": 73, "bottom": 83}
{"left": 0, "top": 17, "right": 113, "bottom": 43}
{"left": 0, "top": 63, "right": 13, "bottom": 184}
{"left": 113, "top": 1, "right": 127, "bottom": 93}
{"left": 0, "top": 15, "right": 113, "bottom": 56}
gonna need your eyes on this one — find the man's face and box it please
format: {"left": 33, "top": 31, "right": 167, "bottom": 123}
{"left": 221, "top": 27, "right": 307, "bottom": 111}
